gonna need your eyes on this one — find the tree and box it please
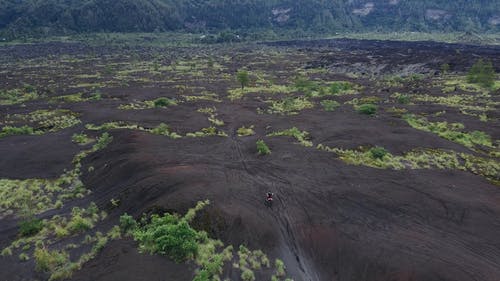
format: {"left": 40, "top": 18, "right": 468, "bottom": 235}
{"left": 467, "top": 59, "right": 496, "bottom": 88}
{"left": 236, "top": 70, "right": 250, "bottom": 89}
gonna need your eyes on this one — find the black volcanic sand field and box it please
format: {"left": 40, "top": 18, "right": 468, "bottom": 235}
{"left": 0, "top": 38, "right": 499, "bottom": 281}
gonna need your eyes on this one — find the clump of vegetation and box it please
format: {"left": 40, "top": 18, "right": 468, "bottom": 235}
{"left": 256, "top": 140, "right": 271, "bottom": 155}
{"left": 34, "top": 247, "right": 69, "bottom": 273}
{"left": 369, "top": 147, "right": 388, "bottom": 159}
{"left": 0, "top": 88, "right": 40, "bottom": 105}
{"left": 237, "top": 70, "right": 250, "bottom": 89}
{"left": 403, "top": 114, "right": 494, "bottom": 149}
{"left": 134, "top": 213, "right": 199, "bottom": 262}
{"left": 3, "top": 110, "right": 81, "bottom": 137}
{"left": 356, "top": 103, "right": 378, "bottom": 115}
{"left": 72, "top": 133, "right": 94, "bottom": 145}
{"left": 186, "top": 127, "right": 227, "bottom": 138}
{"left": 237, "top": 126, "right": 255, "bottom": 137}
{"left": 392, "top": 92, "right": 411, "bottom": 104}
{"left": 268, "top": 127, "right": 313, "bottom": 147}
{"left": 320, "top": 100, "right": 340, "bottom": 111}
{"left": 183, "top": 92, "right": 221, "bottom": 102}
{"left": 86, "top": 122, "right": 181, "bottom": 139}
{"left": 152, "top": 97, "right": 174, "bottom": 107}
{"left": 441, "top": 63, "right": 451, "bottom": 75}
{"left": 198, "top": 107, "right": 225, "bottom": 127}
{"left": 119, "top": 97, "right": 177, "bottom": 110}
{"left": 19, "top": 218, "right": 44, "bottom": 237}
{"left": 0, "top": 125, "right": 35, "bottom": 138}
{"left": 317, "top": 144, "right": 499, "bottom": 183}
{"left": 267, "top": 97, "right": 314, "bottom": 115}
{"left": 467, "top": 59, "right": 496, "bottom": 88}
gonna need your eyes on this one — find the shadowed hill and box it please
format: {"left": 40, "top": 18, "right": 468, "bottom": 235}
{"left": 0, "top": 0, "right": 499, "bottom": 38}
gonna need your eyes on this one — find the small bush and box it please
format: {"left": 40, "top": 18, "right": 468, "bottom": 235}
{"left": 396, "top": 94, "right": 410, "bottom": 104}
{"left": 19, "top": 218, "right": 44, "bottom": 237}
{"left": 67, "top": 215, "right": 93, "bottom": 233}
{"left": 320, "top": 100, "right": 340, "bottom": 111}
{"left": 134, "top": 214, "right": 199, "bottom": 262}
{"left": 256, "top": 140, "right": 271, "bottom": 155}
{"left": 119, "top": 214, "right": 137, "bottom": 234}
{"left": 34, "top": 247, "right": 68, "bottom": 272}
{"left": 153, "top": 97, "right": 175, "bottom": 107}
{"left": 275, "top": 259, "right": 286, "bottom": 277}
{"left": 241, "top": 268, "right": 256, "bottom": 281}
{"left": 329, "top": 81, "right": 352, "bottom": 95}
{"left": 72, "top": 133, "right": 92, "bottom": 145}
{"left": 237, "top": 126, "right": 255, "bottom": 136}
{"left": 370, "top": 147, "right": 388, "bottom": 159}
{"left": 356, "top": 104, "right": 377, "bottom": 115}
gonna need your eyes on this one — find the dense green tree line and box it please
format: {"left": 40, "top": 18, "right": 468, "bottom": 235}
{"left": 0, "top": 0, "right": 499, "bottom": 39}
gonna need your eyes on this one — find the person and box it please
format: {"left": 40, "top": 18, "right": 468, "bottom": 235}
{"left": 266, "top": 192, "right": 274, "bottom": 202}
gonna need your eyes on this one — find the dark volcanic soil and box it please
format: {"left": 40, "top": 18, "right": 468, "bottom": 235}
{"left": 0, "top": 38, "right": 499, "bottom": 281}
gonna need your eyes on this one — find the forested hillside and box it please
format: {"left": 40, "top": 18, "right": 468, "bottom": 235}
{"left": 0, "top": 0, "right": 499, "bottom": 38}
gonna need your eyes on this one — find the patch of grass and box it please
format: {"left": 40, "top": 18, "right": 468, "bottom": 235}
{"left": 320, "top": 100, "right": 340, "bottom": 111}
{"left": 0, "top": 125, "right": 36, "bottom": 138}
{"left": 392, "top": 92, "right": 411, "bottom": 104}
{"left": 256, "top": 140, "right": 271, "bottom": 155}
{"left": 183, "top": 92, "right": 221, "bottom": 102}
{"left": 186, "top": 126, "right": 227, "bottom": 138}
{"left": 267, "top": 97, "right": 314, "bottom": 115}
{"left": 119, "top": 97, "right": 177, "bottom": 110}
{"left": 356, "top": 103, "right": 378, "bottom": 115}
{"left": 237, "top": 126, "right": 255, "bottom": 137}
{"left": 228, "top": 85, "right": 292, "bottom": 100}
{"left": 317, "top": 144, "right": 499, "bottom": 183}
{"left": 5, "top": 110, "right": 81, "bottom": 135}
{"left": 403, "top": 114, "right": 494, "bottom": 149}
{"left": 268, "top": 127, "right": 313, "bottom": 147}
{"left": 86, "top": 122, "right": 181, "bottom": 139}
{"left": 0, "top": 88, "right": 40, "bottom": 105}
{"left": 72, "top": 133, "right": 94, "bottom": 145}
{"left": 34, "top": 247, "right": 69, "bottom": 273}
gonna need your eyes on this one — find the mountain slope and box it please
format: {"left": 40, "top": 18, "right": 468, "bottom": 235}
{"left": 0, "top": 0, "right": 499, "bottom": 37}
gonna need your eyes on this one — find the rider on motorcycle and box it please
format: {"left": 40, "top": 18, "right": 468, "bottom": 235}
{"left": 266, "top": 192, "right": 274, "bottom": 202}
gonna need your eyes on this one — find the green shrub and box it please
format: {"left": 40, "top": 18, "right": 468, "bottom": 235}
{"left": 370, "top": 147, "right": 388, "bottom": 159}
{"left": 72, "top": 133, "right": 92, "bottom": 145}
{"left": 153, "top": 97, "right": 175, "bottom": 107}
{"left": 320, "top": 100, "right": 340, "bottom": 111}
{"left": 34, "top": 247, "right": 69, "bottom": 273}
{"left": 356, "top": 104, "right": 378, "bottom": 115}
{"left": 19, "top": 218, "right": 44, "bottom": 237}
{"left": 275, "top": 259, "right": 286, "bottom": 277}
{"left": 396, "top": 94, "right": 410, "bottom": 104}
{"left": 119, "top": 214, "right": 137, "bottom": 234}
{"left": 134, "top": 214, "right": 199, "bottom": 262}
{"left": 256, "top": 140, "right": 271, "bottom": 155}
{"left": 467, "top": 59, "right": 496, "bottom": 88}
{"left": 0, "top": 125, "right": 35, "bottom": 138}
{"left": 237, "top": 126, "right": 255, "bottom": 136}
{"left": 241, "top": 268, "right": 256, "bottom": 281}
{"left": 441, "top": 63, "right": 450, "bottom": 75}
{"left": 329, "top": 81, "right": 352, "bottom": 94}
{"left": 294, "top": 76, "right": 320, "bottom": 94}
{"left": 67, "top": 215, "right": 93, "bottom": 233}
{"left": 93, "top": 133, "right": 113, "bottom": 150}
